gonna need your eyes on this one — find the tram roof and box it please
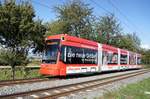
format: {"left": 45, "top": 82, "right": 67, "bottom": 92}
{"left": 47, "top": 34, "right": 98, "bottom": 47}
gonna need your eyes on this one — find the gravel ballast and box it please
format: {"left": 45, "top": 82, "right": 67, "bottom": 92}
{"left": 0, "top": 69, "right": 148, "bottom": 96}
{"left": 61, "top": 71, "right": 150, "bottom": 99}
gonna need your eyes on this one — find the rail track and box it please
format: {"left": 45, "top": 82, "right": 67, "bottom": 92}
{"left": 0, "top": 77, "right": 57, "bottom": 87}
{"left": 0, "top": 69, "right": 138, "bottom": 87}
{"left": 0, "top": 69, "right": 149, "bottom": 99}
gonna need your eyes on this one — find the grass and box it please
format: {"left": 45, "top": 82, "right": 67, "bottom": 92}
{"left": 101, "top": 77, "right": 150, "bottom": 99}
{"left": 0, "top": 67, "right": 41, "bottom": 80}
{"left": 0, "top": 60, "right": 42, "bottom": 80}
{"left": 27, "top": 60, "right": 41, "bottom": 66}
{"left": 144, "top": 64, "right": 150, "bottom": 68}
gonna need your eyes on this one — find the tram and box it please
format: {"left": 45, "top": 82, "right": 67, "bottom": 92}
{"left": 40, "top": 34, "right": 141, "bottom": 76}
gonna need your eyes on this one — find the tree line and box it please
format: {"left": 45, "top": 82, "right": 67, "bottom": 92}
{"left": 0, "top": 0, "right": 149, "bottom": 79}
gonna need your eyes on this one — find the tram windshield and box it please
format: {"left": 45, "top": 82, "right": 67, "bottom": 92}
{"left": 42, "top": 40, "right": 60, "bottom": 64}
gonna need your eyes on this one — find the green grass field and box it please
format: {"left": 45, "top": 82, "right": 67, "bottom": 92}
{"left": 0, "top": 60, "right": 42, "bottom": 80}
{"left": 0, "top": 67, "right": 41, "bottom": 80}
{"left": 144, "top": 65, "right": 150, "bottom": 68}
{"left": 101, "top": 77, "right": 150, "bottom": 99}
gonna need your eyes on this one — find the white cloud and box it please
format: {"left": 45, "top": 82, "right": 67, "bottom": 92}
{"left": 141, "top": 44, "right": 150, "bottom": 49}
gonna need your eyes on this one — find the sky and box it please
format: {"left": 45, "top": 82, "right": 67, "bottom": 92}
{"left": 31, "top": 0, "right": 150, "bottom": 49}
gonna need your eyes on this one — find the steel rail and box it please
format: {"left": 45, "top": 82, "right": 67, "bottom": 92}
{"left": 0, "top": 77, "right": 57, "bottom": 87}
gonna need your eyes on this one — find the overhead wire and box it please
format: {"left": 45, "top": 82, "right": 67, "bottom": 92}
{"left": 107, "top": 0, "right": 143, "bottom": 34}
{"left": 32, "top": 0, "right": 52, "bottom": 9}
{"left": 90, "top": 0, "right": 133, "bottom": 33}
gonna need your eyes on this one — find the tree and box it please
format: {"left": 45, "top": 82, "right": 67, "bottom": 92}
{"left": 116, "top": 33, "right": 141, "bottom": 52}
{"left": 126, "top": 33, "right": 141, "bottom": 52}
{"left": 0, "top": 0, "right": 46, "bottom": 79}
{"left": 95, "top": 14, "right": 122, "bottom": 46}
{"left": 45, "top": 20, "right": 67, "bottom": 36}
{"left": 117, "top": 35, "right": 136, "bottom": 51}
{"left": 48, "top": 0, "right": 94, "bottom": 39}
{"left": 141, "top": 49, "right": 150, "bottom": 65}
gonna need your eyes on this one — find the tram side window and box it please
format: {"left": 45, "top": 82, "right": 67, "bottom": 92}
{"left": 66, "top": 46, "right": 77, "bottom": 64}
{"left": 84, "top": 48, "right": 98, "bottom": 64}
{"left": 137, "top": 57, "right": 141, "bottom": 65}
{"left": 102, "top": 51, "right": 108, "bottom": 65}
{"left": 60, "top": 46, "right": 66, "bottom": 62}
{"left": 108, "top": 53, "right": 118, "bottom": 64}
{"left": 120, "top": 54, "right": 127, "bottom": 64}
{"left": 102, "top": 51, "right": 118, "bottom": 65}
{"left": 60, "top": 46, "right": 98, "bottom": 64}
{"left": 129, "top": 54, "right": 136, "bottom": 65}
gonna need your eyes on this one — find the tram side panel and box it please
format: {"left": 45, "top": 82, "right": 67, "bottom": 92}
{"left": 100, "top": 44, "right": 120, "bottom": 71}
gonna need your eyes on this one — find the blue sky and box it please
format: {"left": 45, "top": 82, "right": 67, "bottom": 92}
{"left": 31, "top": 0, "right": 150, "bottom": 49}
